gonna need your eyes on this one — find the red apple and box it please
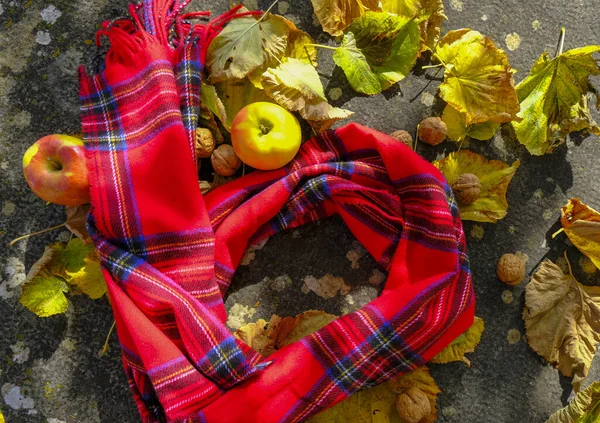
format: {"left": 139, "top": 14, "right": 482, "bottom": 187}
{"left": 23, "top": 134, "right": 90, "bottom": 206}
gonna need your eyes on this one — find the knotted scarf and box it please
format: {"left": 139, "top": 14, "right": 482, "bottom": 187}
{"left": 79, "top": 1, "right": 475, "bottom": 422}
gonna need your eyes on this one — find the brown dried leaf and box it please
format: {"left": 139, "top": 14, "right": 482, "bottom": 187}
{"left": 560, "top": 198, "right": 600, "bottom": 270}
{"left": 65, "top": 204, "right": 91, "bottom": 242}
{"left": 523, "top": 259, "right": 600, "bottom": 391}
{"left": 310, "top": 0, "right": 381, "bottom": 36}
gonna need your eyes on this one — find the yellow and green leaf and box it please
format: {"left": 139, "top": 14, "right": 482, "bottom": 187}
{"left": 213, "top": 77, "right": 274, "bottom": 130}
{"left": 431, "top": 316, "right": 484, "bottom": 366}
{"left": 546, "top": 382, "right": 600, "bottom": 423}
{"left": 435, "top": 29, "right": 520, "bottom": 125}
{"left": 381, "top": 0, "right": 446, "bottom": 55}
{"left": 262, "top": 58, "right": 353, "bottom": 128}
{"left": 19, "top": 238, "right": 107, "bottom": 317}
{"left": 512, "top": 45, "right": 600, "bottom": 155}
{"left": 332, "top": 12, "right": 420, "bottom": 95}
{"left": 442, "top": 105, "right": 500, "bottom": 142}
{"left": 434, "top": 150, "right": 520, "bottom": 223}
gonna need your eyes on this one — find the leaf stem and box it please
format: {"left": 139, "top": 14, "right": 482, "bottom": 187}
{"left": 304, "top": 43, "right": 339, "bottom": 52}
{"left": 9, "top": 223, "right": 67, "bottom": 247}
{"left": 421, "top": 63, "right": 443, "bottom": 70}
{"left": 99, "top": 320, "right": 116, "bottom": 357}
{"left": 555, "top": 27, "right": 566, "bottom": 57}
{"left": 552, "top": 227, "right": 565, "bottom": 239}
{"left": 229, "top": 0, "right": 280, "bottom": 46}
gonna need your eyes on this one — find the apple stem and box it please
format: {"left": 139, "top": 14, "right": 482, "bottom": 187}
{"left": 9, "top": 222, "right": 67, "bottom": 247}
{"left": 259, "top": 124, "right": 270, "bottom": 135}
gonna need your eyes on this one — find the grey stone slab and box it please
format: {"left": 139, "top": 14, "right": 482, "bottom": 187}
{"left": 1, "top": 0, "right": 599, "bottom": 422}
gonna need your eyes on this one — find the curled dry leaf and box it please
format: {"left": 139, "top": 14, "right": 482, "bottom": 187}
{"left": 512, "top": 45, "right": 600, "bottom": 155}
{"left": 310, "top": 0, "right": 381, "bottom": 36}
{"left": 545, "top": 382, "right": 600, "bottom": 423}
{"left": 431, "top": 316, "right": 484, "bottom": 366}
{"left": 434, "top": 150, "right": 520, "bottom": 223}
{"left": 234, "top": 310, "right": 337, "bottom": 356}
{"left": 382, "top": 0, "right": 446, "bottom": 55}
{"left": 435, "top": 29, "right": 520, "bottom": 125}
{"left": 262, "top": 58, "right": 353, "bottom": 128}
{"left": 206, "top": 12, "right": 289, "bottom": 82}
{"left": 65, "top": 204, "right": 91, "bottom": 241}
{"left": 523, "top": 259, "right": 600, "bottom": 391}
{"left": 332, "top": 12, "right": 420, "bottom": 95}
{"left": 560, "top": 198, "right": 600, "bottom": 270}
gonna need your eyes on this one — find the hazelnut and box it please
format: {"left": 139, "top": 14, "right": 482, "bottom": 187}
{"left": 211, "top": 144, "right": 242, "bottom": 177}
{"left": 395, "top": 387, "right": 431, "bottom": 423}
{"left": 390, "top": 130, "right": 413, "bottom": 149}
{"left": 497, "top": 253, "right": 526, "bottom": 285}
{"left": 418, "top": 116, "right": 447, "bottom": 146}
{"left": 452, "top": 173, "right": 481, "bottom": 204}
{"left": 195, "top": 128, "right": 216, "bottom": 158}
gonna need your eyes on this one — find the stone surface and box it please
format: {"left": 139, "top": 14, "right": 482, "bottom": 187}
{"left": 1, "top": 0, "right": 599, "bottom": 422}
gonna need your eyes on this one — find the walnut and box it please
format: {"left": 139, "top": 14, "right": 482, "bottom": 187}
{"left": 418, "top": 117, "right": 447, "bottom": 146}
{"left": 211, "top": 145, "right": 241, "bottom": 177}
{"left": 195, "top": 128, "right": 216, "bottom": 158}
{"left": 497, "top": 253, "right": 526, "bottom": 285}
{"left": 452, "top": 173, "right": 482, "bottom": 204}
{"left": 395, "top": 387, "right": 431, "bottom": 423}
{"left": 390, "top": 130, "right": 413, "bottom": 149}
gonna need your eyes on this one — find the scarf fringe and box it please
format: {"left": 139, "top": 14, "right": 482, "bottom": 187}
{"left": 95, "top": 1, "right": 261, "bottom": 66}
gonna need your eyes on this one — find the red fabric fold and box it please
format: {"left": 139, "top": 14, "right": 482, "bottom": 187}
{"left": 79, "top": 1, "right": 475, "bottom": 422}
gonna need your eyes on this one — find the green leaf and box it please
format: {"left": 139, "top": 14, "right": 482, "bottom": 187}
{"left": 546, "top": 382, "right": 600, "bottom": 423}
{"left": 262, "top": 58, "right": 353, "bottom": 129}
{"left": 442, "top": 105, "right": 500, "bottom": 142}
{"left": 435, "top": 29, "right": 520, "bottom": 125}
{"left": 333, "top": 12, "right": 420, "bottom": 95}
{"left": 381, "top": 0, "right": 446, "bottom": 55}
{"left": 20, "top": 272, "right": 69, "bottom": 317}
{"left": 52, "top": 238, "right": 95, "bottom": 274}
{"left": 206, "top": 13, "right": 289, "bottom": 82}
{"left": 434, "top": 150, "right": 520, "bottom": 223}
{"left": 512, "top": 46, "right": 600, "bottom": 155}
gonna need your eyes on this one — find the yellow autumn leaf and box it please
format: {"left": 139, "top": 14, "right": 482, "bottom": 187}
{"left": 262, "top": 58, "right": 353, "bottom": 126}
{"left": 431, "top": 316, "right": 484, "bottom": 366}
{"left": 546, "top": 382, "right": 600, "bottom": 423}
{"left": 435, "top": 29, "right": 520, "bottom": 125}
{"left": 381, "top": 0, "right": 446, "bottom": 55}
{"left": 523, "top": 258, "right": 600, "bottom": 391}
{"left": 442, "top": 105, "right": 500, "bottom": 142}
{"left": 433, "top": 150, "right": 520, "bottom": 223}
{"left": 560, "top": 198, "right": 600, "bottom": 270}
{"left": 310, "top": 0, "right": 381, "bottom": 36}
{"left": 0, "top": 407, "right": 5, "bottom": 423}
{"left": 512, "top": 44, "right": 600, "bottom": 155}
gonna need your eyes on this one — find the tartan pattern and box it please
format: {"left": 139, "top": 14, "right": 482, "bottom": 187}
{"left": 80, "top": 2, "right": 475, "bottom": 422}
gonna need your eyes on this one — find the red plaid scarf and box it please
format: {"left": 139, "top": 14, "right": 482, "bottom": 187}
{"left": 79, "top": 1, "right": 475, "bottom": 422}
